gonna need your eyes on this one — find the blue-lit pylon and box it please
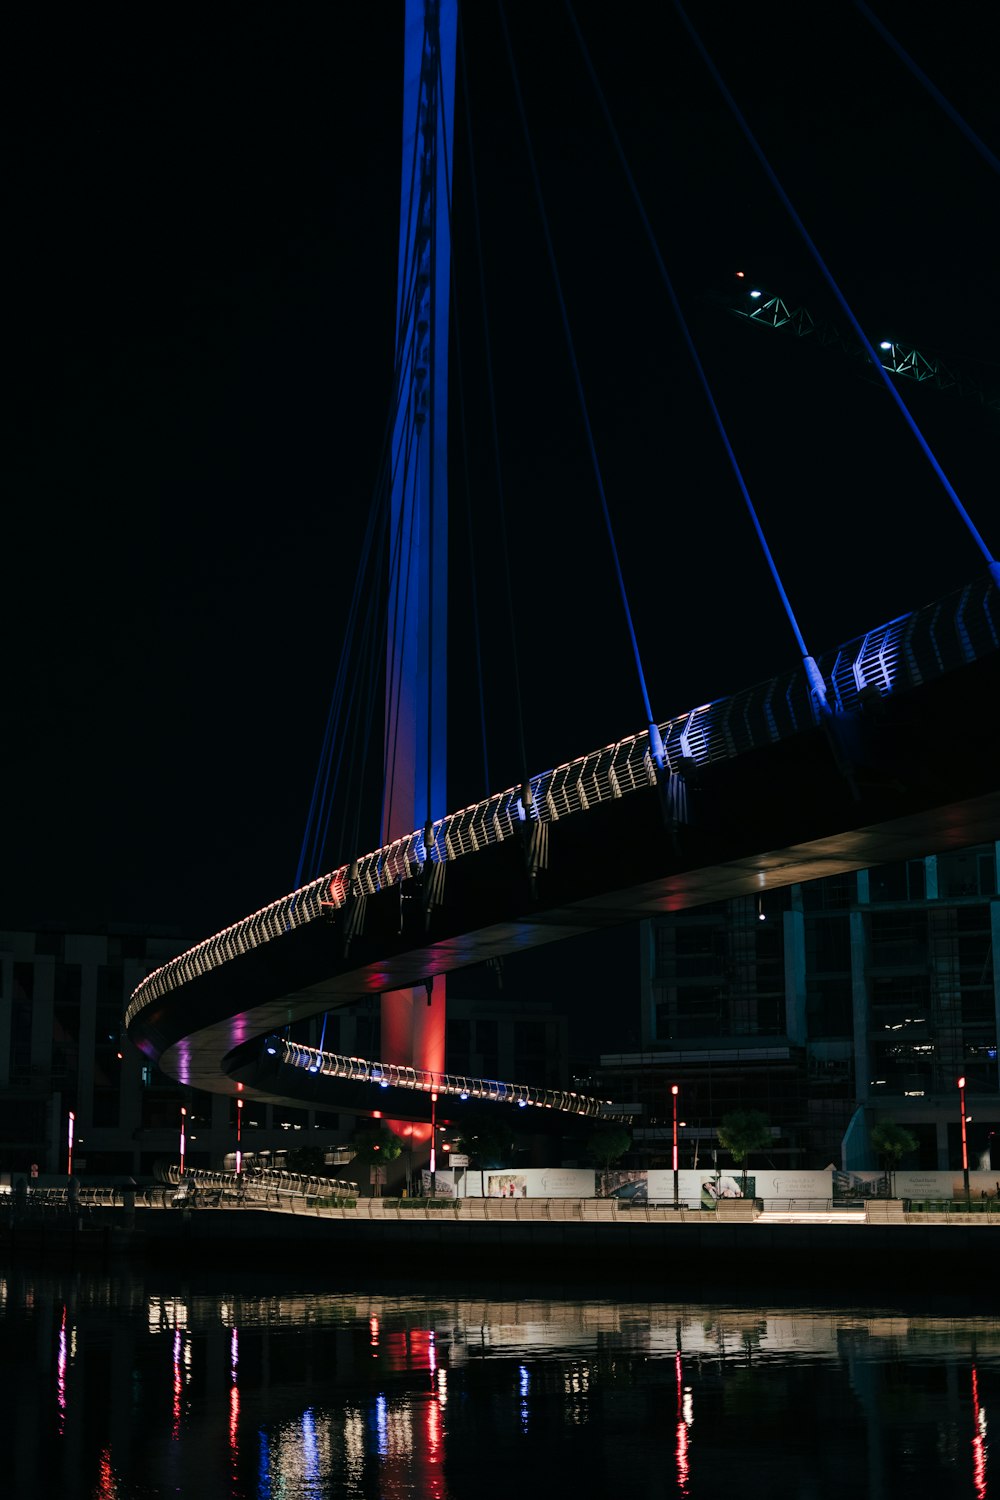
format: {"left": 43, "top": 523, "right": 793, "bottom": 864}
{"left": 381, "top": 0, "right": 458, "bottom": 1125}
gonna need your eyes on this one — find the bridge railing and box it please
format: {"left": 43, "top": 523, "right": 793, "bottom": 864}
{"left": 158, "top": 1163, "right": 358, "bottom": 1203}
{"left": 126, "top": 575, "right": 998, "bottom": 1021}
{"left": 280, "top": 1040, "right": 625, "bottom": 1120}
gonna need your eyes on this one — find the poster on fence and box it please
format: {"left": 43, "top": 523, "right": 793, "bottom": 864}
{"left": 487, "top": 1173, "right": 528, "bottom": 1198}
{"left": 421, "top": 1169, "right": 456, "bottom": 1198}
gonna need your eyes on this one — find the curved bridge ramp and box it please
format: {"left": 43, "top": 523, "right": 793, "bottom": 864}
{"left": 126, "top": 575, "right": 1000, "bottom": 1102}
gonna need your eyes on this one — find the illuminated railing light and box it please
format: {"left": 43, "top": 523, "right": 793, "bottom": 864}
{"left": 128, "top": 577, "right": 992, "bottom": 1059}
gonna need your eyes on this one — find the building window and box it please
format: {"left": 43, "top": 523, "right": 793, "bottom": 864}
{"left": 868, "top": 910, "right": 928, "bottom": 969}
{"left": 869, "top": 859, "right": 926, "bottom": 903}
{"left": 937, "top": 846, "right": 997, "bottom": 900}
{"left": 806, "top": 978, "right": 853, "bottom": 1037}
{"left": 801, "top": 873, "right": 856, "bottom": 912}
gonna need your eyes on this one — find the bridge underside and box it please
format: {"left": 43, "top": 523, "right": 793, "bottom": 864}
{"left": 128, "top": 650, "right": 1000, "bottom": 1115}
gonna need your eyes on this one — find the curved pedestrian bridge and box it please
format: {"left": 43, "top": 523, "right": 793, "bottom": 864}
{"left": 126, "top": 574, "right": 1000, "bottom": 1106}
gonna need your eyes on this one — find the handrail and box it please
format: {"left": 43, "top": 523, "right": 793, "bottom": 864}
{"left": 281, "top": 1039, "right": 627, "bottom": 1120}
{"left": 158, "top": 1163, "right": 358, "bottom": 1199}
{"left": 126, "top": 575, "right": 998, "bottom": 1023}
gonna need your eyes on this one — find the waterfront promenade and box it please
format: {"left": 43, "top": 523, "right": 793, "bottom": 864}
{"left": 5, "top": 1187, "right": 1000, "bottom": 1299}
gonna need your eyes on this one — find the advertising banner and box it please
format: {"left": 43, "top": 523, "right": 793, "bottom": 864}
{"left": 460, "top": 1167, "right": 594, "bottom": 1198}
{"left": 421, "top": 1169, "right": 456, "bottom": 1198}
{"left": 487, "top": 1173, "right": 528, "bottom": 1198}
{"left": 893, "top": 1171, "right": 1000, "bottom": 1202}
{"left": 747, "top": 1171, "right": 833, "bottom": 1203}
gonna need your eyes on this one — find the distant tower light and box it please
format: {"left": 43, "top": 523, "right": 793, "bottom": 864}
{"left": 879, "top": 340, "right": 892, "bottom": 350}
{"left": 749, "top": 289, "right": 762, "bottom": 298}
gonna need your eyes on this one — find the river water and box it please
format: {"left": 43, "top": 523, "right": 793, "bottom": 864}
{"left": 0, "top": 1262, "right": 995, "bottom": 1499}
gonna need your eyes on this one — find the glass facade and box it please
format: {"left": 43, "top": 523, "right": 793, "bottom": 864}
{"left": 601, "top": 841, "right": 1000, "bottom": 1171}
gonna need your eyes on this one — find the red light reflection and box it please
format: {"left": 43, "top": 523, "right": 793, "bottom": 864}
{"left": 172, "top": 1330, "right": 183, "bottom": 1439}
{"left": 229, "top": 1328, "right": 240, "bottom": 1453}
{"left": 422, "top": 1391, "right": 447, "bottom": 1500}
{"left": 971, "top": 1365, "right": 988, "bottom": 1500}
{"left": 94, "top": 1446, "right": 117, "bottom": 1499}
{"left": 675, "top": 1348, "right": 690, "bottom": 1495}
{"left": 56, "top": 1306, "right": 68, "bottom": 1436}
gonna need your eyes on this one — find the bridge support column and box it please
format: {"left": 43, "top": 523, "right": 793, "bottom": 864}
{"left": 381, "top": 0, "right": 457, "bottom": 1141}
{"left": 383, "top": 977, "right": 446, "bottom": 1149}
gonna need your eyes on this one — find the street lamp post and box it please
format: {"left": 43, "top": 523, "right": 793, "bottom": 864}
{"left": 67, "top": 1109, "right": 75, "bottom": 1178}
{"left": 430, "top": 1091, "right": 438, "bottom": 1197}
{"left": 671, "top": 1085, "right": 679, "bottom": 1210}
{"left": 958, "top": 1075, "right": 970, "bottom": 1204}
{"left": 180, "top": 1106, "right": 187, "bottom": 1177}
{"left": 236, "top": 1098, "right": 243, "bottom": 1174}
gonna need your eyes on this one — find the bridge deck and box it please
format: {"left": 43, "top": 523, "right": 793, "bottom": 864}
{"left": 126, "top": 576, "right": 1000, "bottom": 1111}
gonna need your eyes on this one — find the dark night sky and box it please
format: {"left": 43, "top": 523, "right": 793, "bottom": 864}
{"left": 6, "top": 0, "right": 998, "bottom": 977}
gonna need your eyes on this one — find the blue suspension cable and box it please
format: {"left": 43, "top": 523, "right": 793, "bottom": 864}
{"left": 439, "top": 119, "right": 492, "bottom": 793}
{"left": 455, "top": 20, "right": 528, "bottom": 785}
{"left": 296, "top": 260, "right": 429, "bottom": 884}
{"left": 294, "top": 170, "right": 432, "bottom": 887}
{"left": 853, "top": 1, "right": 1000, "bottom": 179}
{"left": 295, "top": 467, "right": 385, "bottom": 886}
{"left": 564, "top": 2, "right": 830, "bottom": 715}
{"left": 497, "top": 1, "right": 666, "bottom": 767}
{"left": 673, "top": 1, "right": 1000, "bottom": 590}
{"left": 295, "top": 268, "right": 427, "bottom": 885}
{"left": 381, "top": 423, "right": 423, "bottom": 845}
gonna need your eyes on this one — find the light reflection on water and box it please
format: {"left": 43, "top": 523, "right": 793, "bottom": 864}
{"left": 0, "top": 1267, "right": 996, "bottom": 1499}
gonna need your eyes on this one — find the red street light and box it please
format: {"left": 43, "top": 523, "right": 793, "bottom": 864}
{"left": 671, "top": 1085, "right": 679, "bottom": 1210}
{"left": 958, "top": 1076, "right": 970, "bottom": 1203}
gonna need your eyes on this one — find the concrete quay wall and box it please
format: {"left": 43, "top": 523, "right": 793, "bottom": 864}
{"left": 133, "top": 1208, "right": 1000, "bottom": 1296}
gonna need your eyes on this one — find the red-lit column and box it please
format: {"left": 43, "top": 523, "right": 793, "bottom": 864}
{"left": 958, "top": 1075, "right": 970, "bottom": 1203}
{"left": 672, "top": 1085, "right": 679, "bottom": 1210}
{"left": 381, "top": 1, "right": 456, "bottom": 1148}
{"left": 180, "top": 1106, "right": 187, "bottom": 1176}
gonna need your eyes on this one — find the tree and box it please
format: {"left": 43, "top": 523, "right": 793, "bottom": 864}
{"left": 455, "top": 1112, "right": 516, "bottom": 1197}
{"left": 350, "top": 1125, "right": 403, "bottom": 1195}
{"left": 584, "top": 1123, "right": 632, "bottom": 1191}
{"left": 870, "top": 1120, "right": 918, "bottom": 1198}
{"left": 716, "top": 1110, "right": 772, "bottom": 1196}
{"left": 283, "top": 1146, "right": 332, "bottom": 1176}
